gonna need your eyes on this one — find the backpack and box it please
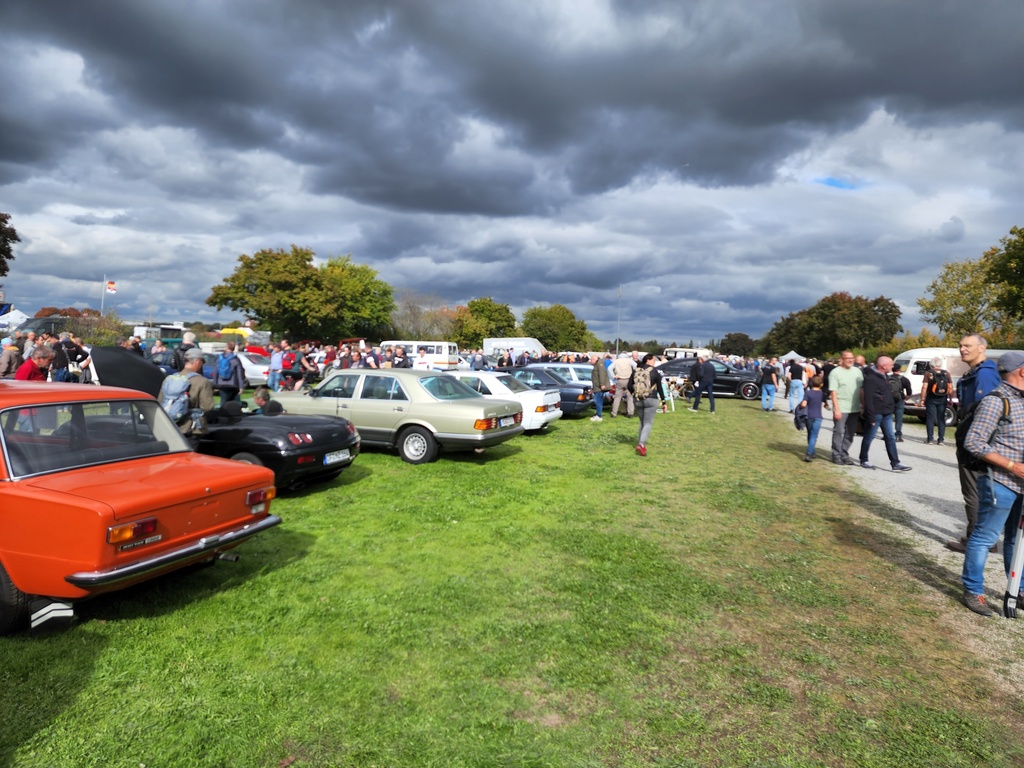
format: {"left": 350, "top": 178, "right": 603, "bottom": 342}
{"left": 281, "top": 351, "right": 297, "bottom": 370}
{"left": 633, "top": 367, "right": 654, "bottom": 399}
{"left": 888, "top": 375, "right": 904, "bottom": 402}
{"left": 162, "top": 372, "right": 198, "bottom": 422}
{"left": 217, "top": 354, "right": 232, "bottom": 382}
{"left": 930, "top": 370, "right": 949, "bottom": 396}
{"left": 955, "top": 392, "right": 1011, "bottom": 472}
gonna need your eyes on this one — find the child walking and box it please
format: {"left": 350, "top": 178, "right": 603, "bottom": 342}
{"left": 800, "top": 375, "right": 825, "bottom": 462}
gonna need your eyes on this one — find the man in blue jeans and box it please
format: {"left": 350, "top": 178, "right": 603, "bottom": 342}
{"left": 858, "top": 356, "right": 912, "bottom": 472}
{"left": 961, "top": 350, "right": 1024, "bottom": 617}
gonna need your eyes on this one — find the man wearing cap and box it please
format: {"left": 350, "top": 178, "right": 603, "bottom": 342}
{"left": 0, "top": 336, "right": 23, "bottom": 378}
{"left": 160, "top": 347, "right": 214, "bottom": 440}
{"left": 960, "top": 350, "right": 1024, "bottom": 616}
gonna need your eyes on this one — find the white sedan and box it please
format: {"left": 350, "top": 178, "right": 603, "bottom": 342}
{"left": 447, "top": 370, "right": 562, "bottom": 432}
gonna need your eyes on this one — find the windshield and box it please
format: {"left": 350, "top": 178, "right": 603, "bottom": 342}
{"left": 2, "top": 399, "right": 190, "bottom": 479}
{"left": 419, "top": 375, "right": 482, "bottom": 400}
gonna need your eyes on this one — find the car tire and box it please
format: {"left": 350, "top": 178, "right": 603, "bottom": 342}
{"left": 398, "top": 426, "right": 438, "bottom": 464}
{"left": 230, "top": 451, "right": 264, "bottom": 466}
{"left": 945, "top": 406, "right": 958, "bottom": 427}
{"left": 0, "top": 561, "right": 30, "bottom": 635}
{"left": 739, "top": 382, "right": 760, "bottom": 400}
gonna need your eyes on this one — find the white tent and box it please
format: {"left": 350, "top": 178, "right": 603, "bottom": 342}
{"left": 0, "top": 308, "right": 28, "bottom": 330}
{"left": 779, "top": 350, "right": 805, "bottom": 361}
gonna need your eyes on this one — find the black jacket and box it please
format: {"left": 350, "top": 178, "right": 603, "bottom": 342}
{"left": 862, "top": 366, "right": 895, "bottom": 416}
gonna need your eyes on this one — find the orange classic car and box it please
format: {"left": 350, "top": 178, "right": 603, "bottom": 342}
{"left": 0, "top": 379, "right": 281, "bottom": 634}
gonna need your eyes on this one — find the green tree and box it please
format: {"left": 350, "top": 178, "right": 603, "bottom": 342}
{"left": 206, "top": 246, "right": 394, "bottom": 340}
{"left": 391, "top": 290, "right": 455, "bottom": 339}
{"left": 719, "top": 332, "right": 756, "bottom": 357}
{"left": 917, "top": 257, "right": 1006, "bottom": 338}
{"left": 0, "top": 212, "right": 19, "bottom": 282}
{"left": 985, "top": 227, "right": 1024, "bottom": 319}
{"left": 521, "top": 304, "right": 588, "bottom": 351}
{"left": 759, "top": 292, "right": 902, "bottom": 357}
{"left": 467, "top": 298, "right": 517, "bottom": 338}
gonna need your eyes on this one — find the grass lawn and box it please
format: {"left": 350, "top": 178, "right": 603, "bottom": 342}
{"left": 3, "top": 397, "right": 1024, "bottom": 767}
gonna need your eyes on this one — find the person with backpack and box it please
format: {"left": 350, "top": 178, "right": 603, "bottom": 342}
{"left": 159, "top": 347, "right": 214, "bottom": 443}
{"left": 214, "top": 341, "right": 247, "bottom": 405}
{"left": 921, "top": 357, "right": 951, "bottom": 445}
{"left": 888, "top": 363, "right": 913, "bottom": 443}
{"left": 628, "top": 353, "right": 666, "bottom": 457}
{"left": 959, "top": 350, "right": 1024, "bottom": 617}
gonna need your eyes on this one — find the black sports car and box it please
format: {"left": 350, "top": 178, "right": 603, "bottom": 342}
{"left": 90, "top": 346, "right": 360, "bottom": 490}
{"left": 655, "top": 358, "right": 760, "bottom": 400}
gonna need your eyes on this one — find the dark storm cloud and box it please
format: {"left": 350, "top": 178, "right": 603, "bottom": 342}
{"left": 1, "top": 0, "right": 1023, "bottom": 340}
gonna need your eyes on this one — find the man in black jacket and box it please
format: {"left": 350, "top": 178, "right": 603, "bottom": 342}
{"left": 858, "top": 356, "right": 912, "bottom": 472}
{"left": 889, "top": 363, "right": 913, "bottom": 442}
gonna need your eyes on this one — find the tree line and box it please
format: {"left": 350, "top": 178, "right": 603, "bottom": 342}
{"left": 5, "top": 210, "right": 1024, "bottom": 356}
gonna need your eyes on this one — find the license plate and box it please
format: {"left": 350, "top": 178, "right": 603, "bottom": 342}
{"left": 324, "top": 449, "right": 351, "bottom": 465}
{"left": 499, "top": 416, "right": 515, "bottom": 427}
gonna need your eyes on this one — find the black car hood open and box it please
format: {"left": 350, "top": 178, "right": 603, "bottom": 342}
{"left": 90, "top": 346, "right": 167, "bottom": 398}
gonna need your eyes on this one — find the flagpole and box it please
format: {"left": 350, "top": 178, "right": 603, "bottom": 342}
{"left": 101, "top": 274, "right": 106, "bottom": 316}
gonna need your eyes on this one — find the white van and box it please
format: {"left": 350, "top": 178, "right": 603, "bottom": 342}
{"left": 482, "top": 337, "right": 545, "bottom": 359}
{"left": 664, "top": 347, "right": 712, "bottom": 360}
{"left": 892, "top": 348, "right": 966, "bottom": 396}
{"left": 381, "top": 340, "right": 459, "bottom": 370}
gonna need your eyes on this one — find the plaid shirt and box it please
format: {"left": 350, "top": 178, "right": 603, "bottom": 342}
{"left": 963, "top": 381, "right": 1024, "bottom": 495}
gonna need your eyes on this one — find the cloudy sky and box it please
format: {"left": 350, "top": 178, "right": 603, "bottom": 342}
{"left": 2, "top": 1, "right": 1023, "bottom": 344}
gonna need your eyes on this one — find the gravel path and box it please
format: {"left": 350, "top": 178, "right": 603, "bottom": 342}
{"left": 772, "top": 406, "right": 971, "bottom": 570}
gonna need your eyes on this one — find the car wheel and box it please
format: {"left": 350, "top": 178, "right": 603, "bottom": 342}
{"left": 739, "top": 382, "right": 760, "bottom": 400}
{"left": 398, "top": 426, "right": 438, "bottom": 464}
{"left": 0, "top": 561, "right": 30, "bottom": 635}
{"left": 945, "top": 406, "right": 958, "bottom": 427}
{"left": 230, "top": 451, "right": 264, "bottom": 466}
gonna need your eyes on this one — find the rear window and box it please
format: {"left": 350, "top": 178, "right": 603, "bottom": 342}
{"left": 419, "top": 376, "right": 482, "bottom": 401}
{"left": 2, "top": 400, "right": 190, "bottom": 479}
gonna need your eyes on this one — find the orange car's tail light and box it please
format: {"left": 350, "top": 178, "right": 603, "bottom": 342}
{"left": 245, "top": 487, "right": 277, "bottom": 507}
{"left": 107, "top": 518, "right": 159, "bottom": 545}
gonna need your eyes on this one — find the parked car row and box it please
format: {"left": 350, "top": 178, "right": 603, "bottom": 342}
{"left": 0, "top": 347, "right": 607, "bottom": 634}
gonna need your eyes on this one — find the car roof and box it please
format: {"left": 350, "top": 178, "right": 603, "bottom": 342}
{"left": 0, "top": 380, "right": 150, "bottom": 406}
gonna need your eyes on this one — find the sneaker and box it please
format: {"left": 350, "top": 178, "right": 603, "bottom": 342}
{"left": 688, "top": 407, "right": 699, "bottom": 412}
{"left": 937, "top": 440, "right": 945, "bottom": 446}
{"left": 860, "top": 461, "right": 876, "bottom": 470}
{"left": 842, "top": 457, "right": 857, "bottom": 465}
{"left": 891, "top": 464, "right": 912, "bottom": 472}
{"left": 924, "top": 439, "right": 934, "bottom": 445}
{"left": 895, "top": 436, "right": 904, "bottom": 443}
{"left": 962, "top": 591, "right": 995, "bottom": 617}
{"left": 802, "top": 454, "right": 812, "bottom": 463}
{"left": 590, "top": 415, "right": 603, "bottom": 422}
{"left": 945, "top": 539, "right": 967, "bottom": 553}
{"left": 636, "top": 444, "right": 647, "bottom": 457}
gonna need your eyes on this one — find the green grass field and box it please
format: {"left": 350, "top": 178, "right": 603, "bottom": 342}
{"left": 3, "top": 398, "right": 1023, "bottom": 767}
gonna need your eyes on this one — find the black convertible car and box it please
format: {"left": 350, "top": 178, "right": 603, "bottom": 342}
{"left": 90, "top": 347, "right": 360, "bottom": 490}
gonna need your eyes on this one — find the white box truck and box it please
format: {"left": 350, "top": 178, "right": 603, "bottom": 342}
{"left": 483, "top": 337, "right": 545, "bottom": 358}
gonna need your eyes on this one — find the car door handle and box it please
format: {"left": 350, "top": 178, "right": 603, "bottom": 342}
{"left": 392, "top": 406, "right": 405, "bottom": 412}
